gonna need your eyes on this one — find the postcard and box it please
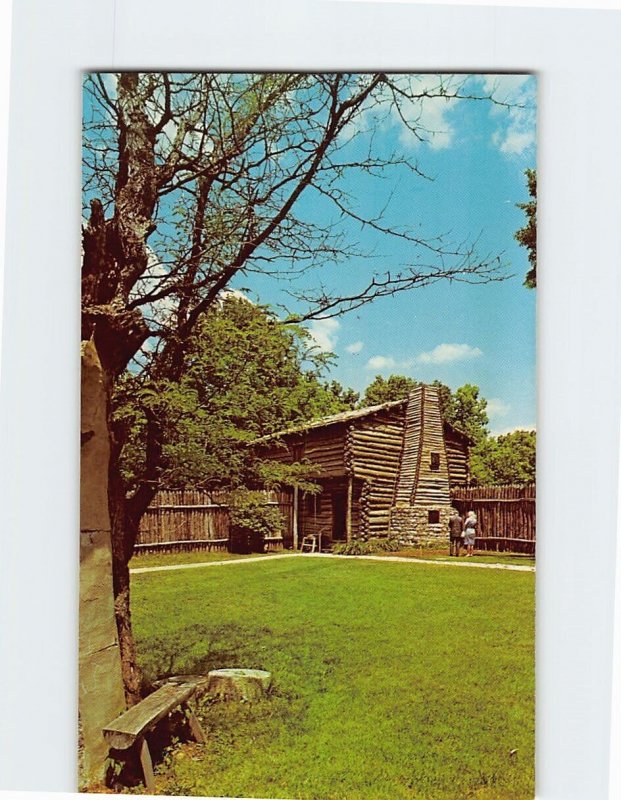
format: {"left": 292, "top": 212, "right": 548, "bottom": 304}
{"left": 79, "top": 71, "right": 536, "bottom": 799}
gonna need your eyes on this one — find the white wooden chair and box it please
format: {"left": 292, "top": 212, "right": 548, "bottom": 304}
{"left": 300, "top": 534, "right": 319, "bottom": 553}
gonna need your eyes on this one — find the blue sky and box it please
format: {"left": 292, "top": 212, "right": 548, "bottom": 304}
{"left": 234, "top": 74, "right": 537, "bottom": 435}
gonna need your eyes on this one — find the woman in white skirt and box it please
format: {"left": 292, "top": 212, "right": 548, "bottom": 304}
{"left": 463, "top": 510, "right": 477, "bottom": 556}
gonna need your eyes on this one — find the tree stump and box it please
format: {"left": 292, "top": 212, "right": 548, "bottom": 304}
{"left": 207, "top": 669, "right": 272, "bottom": 701}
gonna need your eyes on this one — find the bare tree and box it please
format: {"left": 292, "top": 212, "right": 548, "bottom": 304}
{"left": 82, "top": 72, "right": 506, "bottom": 703}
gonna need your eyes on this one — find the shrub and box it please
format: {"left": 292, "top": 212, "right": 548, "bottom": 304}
{"left": 228, "top": 490, "right": 284, "bottom": 553}
{"left": 228, "top": 489, "right": 284, "bottom": 536}
{"left": 331, "top": 537, "right": 401, "bottom": 556}
{"left": 378, "top": 538, "right": 401, "bottom": 552}
{"left": 332, "top": 540, "right": 371, "bottom": 556}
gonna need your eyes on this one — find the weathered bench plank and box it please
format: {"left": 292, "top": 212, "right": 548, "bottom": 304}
{"left": 139, "top": 739, "right": 155, "bottom": 794}
{"left": 103, "top": 682, "right": 197, "bottom": 750}
{"left": 103, "top": 678, "right": 209, "bottom": 792}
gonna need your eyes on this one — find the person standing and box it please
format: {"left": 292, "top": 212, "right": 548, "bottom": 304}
{"left": 463, "top": 510, "right": 477, "bottom": 556}
{"left": 448, "top": 508, "right": 464, "bottom": 557}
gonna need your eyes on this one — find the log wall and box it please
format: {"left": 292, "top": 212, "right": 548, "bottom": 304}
{"left": 346, "top": 408, "right": 406, "bottom": 538}
{"left": 258, "top": 427, "right": 347, "bottom": 478}
{"left": 450, "top": 484, "right": 536, "bottom": 554}
{"left": 259, "top": 440, "right": 295, "bottom": 465}
{"left": 351, "top": 478, "right": 364, "bottom": 539}
{"left": 388, "top": 386, "right": 452, "bottom": 544}
{"left": 299, "top": 486, "right": 335, "bottom": 542}
{"left": 302, "top": 427, "right": 348, "bottom": 477}
{"left": 444, "top": 426, "right": 469, "bottom": 486}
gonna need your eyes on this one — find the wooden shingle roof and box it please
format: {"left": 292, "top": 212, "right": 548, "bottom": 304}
{"left": 252, "top": 399, "right": 407, "bottom": 444}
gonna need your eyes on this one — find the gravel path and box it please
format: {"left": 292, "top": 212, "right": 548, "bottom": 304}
{"left": 303, "top": 552, "right": 535, "bottom": 572}
{"left": 130, "top": 552, "right": 301, "bottom": 574}
{"left": 130, "top": 551, "right": 534, "bottom": 575}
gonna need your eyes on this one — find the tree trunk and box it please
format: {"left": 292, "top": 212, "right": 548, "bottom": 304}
{"left": 106, "top": 393, "right": 162, "bottom": 706}
{"left": 111, "top": 551, "right": 142, "bottom": 706}
{"left": 108, "top": 430, "right": 143, "bottom": 706}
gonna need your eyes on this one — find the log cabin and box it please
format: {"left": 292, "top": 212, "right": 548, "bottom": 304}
{"left": 253, "top": 384, "right": 471, "bottom": 548}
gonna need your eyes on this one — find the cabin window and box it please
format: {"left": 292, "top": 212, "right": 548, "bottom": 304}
{"left": 430, "top": 452, "right": 441, "bottom": 471}
{"left": 428, "top": 510, "right": 440, "bottom": 524}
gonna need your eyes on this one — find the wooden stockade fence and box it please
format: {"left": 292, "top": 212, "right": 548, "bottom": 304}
{"left": 136, "top": 489, "right": 293, "bottom": 553}
{"left": 450, "top": 484, "right": 535, "bottom": 554}
{"left": 138, "top": 484, "right": 535, "bottom": 555}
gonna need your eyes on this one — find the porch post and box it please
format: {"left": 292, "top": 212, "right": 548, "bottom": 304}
{"left": 346, "top": 475, "right": 353, "bottom": 543}
{"left": 293, "top": 486, "right": 299, "bottom": 550}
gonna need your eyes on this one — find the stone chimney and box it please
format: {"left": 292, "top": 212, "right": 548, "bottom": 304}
{"left": 389, "top": 384, "right": 453, "bottom": 545}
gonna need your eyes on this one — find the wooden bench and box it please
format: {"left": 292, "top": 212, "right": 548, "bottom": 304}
{"left": 103, "top": 679, "right": 206, "bottom": 792}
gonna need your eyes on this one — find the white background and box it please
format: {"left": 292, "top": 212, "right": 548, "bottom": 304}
{"left": 1, "top": 1, "right": 621, "bottom": 799}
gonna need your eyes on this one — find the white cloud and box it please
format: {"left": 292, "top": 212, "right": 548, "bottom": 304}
{"left": 481, "top": 74, "right": 536, "bottom": 157}
{"left": 218, "top": 288, "right": 252, "bottom": 304}
{"left": 345, "top": 341, "right": 364, "bottom": 355}
{"left": 365, "top": 341, "right": 482, "bottom": 371}
{"left": 416, "top": 343, "right": 483, "bottom": 365}
{"left": 482, "top": 74, "right": 532, "bottom": 98}
{"left": 486, "top": 398, "right": 511, "bottom": 418}
{"left": 129, "top": 248, "right": 178, "bottom": 325}
{"left": 307, "top": 318, "right": 340, "bottom": 353}
{"left": 100, "top": 72, "right": 118, "bottom": 98}
{"left": 162, "top": 118, "right": 179, "bottom": 143}
{"left": 390, "top": 75, "right": 462, "bottom": 151}
{"left": 366, "top": 355, "right": 397, "bottom": 370}
{"left": 340, "top": 73, "right": 535, "bottom": 156}
{"left": 495, "top": 129, "right": 536, "bottom": 156}
{"left": 340, "top": 74, "right": 463, "bottom": 151}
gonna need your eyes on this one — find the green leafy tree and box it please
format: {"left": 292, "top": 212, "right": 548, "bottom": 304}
{"left": 444, "top": 384, "right": 489, "bottom": 444}
{"left": 471, "top": 429, "right": 536, "bottom": 485}
{"left": 469, "top": 438, "right": 497, "bottom": 485}
{"left": 360, "top": 374, "right": 420, "bottom": 406}
{"left": 493, "top": 429, "right": 536, "bottom": 483}
{"left": 116, "top": 296, "right": 352, "bottom": 491}
{"left": 325, "top": 381, "right": 360, "bottom": 410}
{"left": 515, "top": 168, "right": 537, "bottom": 288}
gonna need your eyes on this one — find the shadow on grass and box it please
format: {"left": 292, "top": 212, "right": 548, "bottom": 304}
{"left": 137, "top": 621, "right": 276, "bottom": 691}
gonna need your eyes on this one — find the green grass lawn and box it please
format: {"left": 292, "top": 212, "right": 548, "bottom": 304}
{"left": 131, "top": 557, "right": 534, "bottom": 799}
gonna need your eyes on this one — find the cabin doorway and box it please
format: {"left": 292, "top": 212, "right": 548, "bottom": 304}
{"left": 332, "top": 491, "right": 347, "bottom": 540}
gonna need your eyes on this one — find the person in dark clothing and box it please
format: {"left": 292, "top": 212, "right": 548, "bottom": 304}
{"left": 448, "top": 508, "right": 464, "bottom": 556}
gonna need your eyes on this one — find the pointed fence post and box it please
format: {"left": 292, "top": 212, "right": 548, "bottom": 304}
{"left": 293, "top": 486, "right": 299, "bottom": 550}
